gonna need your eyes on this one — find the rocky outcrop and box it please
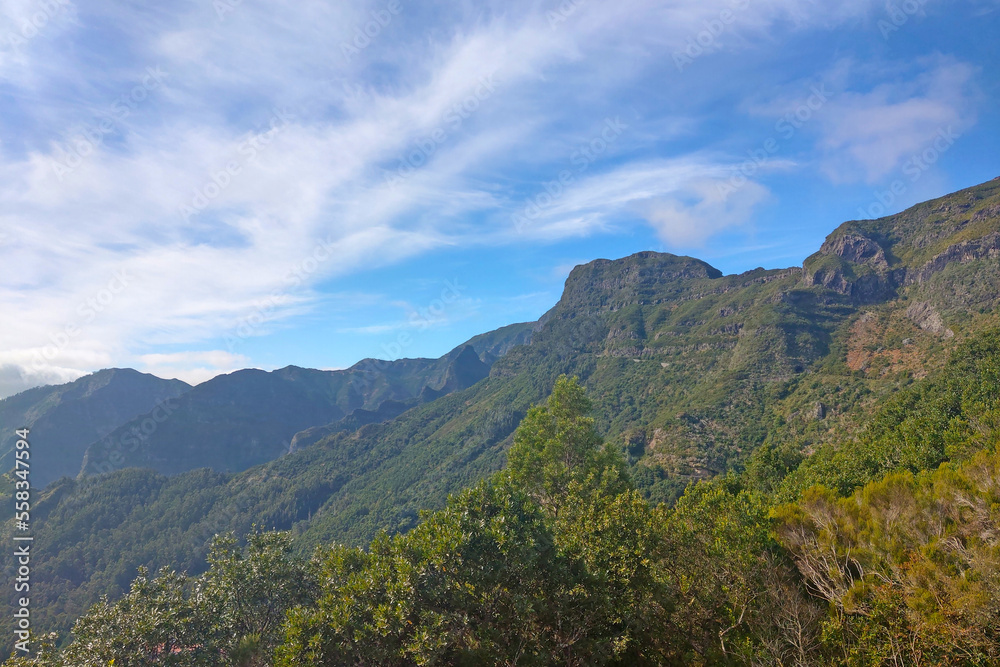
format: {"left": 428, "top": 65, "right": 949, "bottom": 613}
{"left": 802, "top": 233, "right": 897, "bottom": 303}
{"left": 559, "top": 252, "right": 723, "bottom": 313}
{"left": 905, "top": 232, "right": 1000, "bottom": 286}
{"left": 822, "top": 233, "right": 889, "bottom": 267}
{"left": 905, "top": 301, "right": 954, "bottom": 338}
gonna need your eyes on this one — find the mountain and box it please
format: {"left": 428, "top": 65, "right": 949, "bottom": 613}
{"left": 0, "top": 369, "right": 191, "bottom": 488}
{"left": 287, "top": 345, "right": 491, "bottom": 452}
{"left": 8, "top": 178, "right": 1000, "bottom": 646}
{"left": 461, "top": 321, "right": 537, "bottom": 364}
{"left": 79, "top": 341, "right": 496, "bottom": 478}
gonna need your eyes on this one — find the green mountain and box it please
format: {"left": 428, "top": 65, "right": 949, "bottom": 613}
{"left": 79, "top": 341, "right": 500, "bottom": 478}
{"left": 0, "top": 369, "right": 191, "bottom": 488}
{"left": 7, "top": 178, "right": 1000, "bottom": 650}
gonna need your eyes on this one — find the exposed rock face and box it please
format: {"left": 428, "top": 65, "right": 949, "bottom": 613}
{"left": 560, "top": 252, "right": 723, "bottom": 313}
{"left": 802, "top": 225, "right": 1000, "bottom": 306}
{"left": 905, "top": 232, "right": 1000, "bottom": 285}
{"left": 823, "top": 233, "right": 889, "bottom": 267}
{"left": 802, "top": 262, "right": 850, "bottom": 293}
{"left": 906, "top": 301, "right": 954, "bottom": 338}
{"left": 802, "top": 233, "right": 896, "bottom": 303}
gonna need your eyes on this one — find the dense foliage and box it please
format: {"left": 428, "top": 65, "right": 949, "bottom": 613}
{"left": 777, "top": 455, "right": 1000, "bottom": 665}
{"left": 8, "top": 347, "right": 1000, "bottom": 664}
{"left": 5, "top": 181, "right": 1000, "bottom": 662}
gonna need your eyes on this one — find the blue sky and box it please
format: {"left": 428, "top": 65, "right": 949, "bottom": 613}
{"left": 0, "top": 0, "right": 998, "bottom": 396}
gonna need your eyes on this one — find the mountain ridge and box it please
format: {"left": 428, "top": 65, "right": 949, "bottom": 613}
{"left": 6, "top": 177, "right": 1000, "bottom": 647}
{"left": 78, "top": 329, "right": 527, "bottom": 478}
{"left": 0, "top": 369, "right": 191, "bottom": 488}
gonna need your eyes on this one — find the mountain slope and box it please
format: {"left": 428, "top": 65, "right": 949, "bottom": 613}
{"left": 0, "top": 369, "right": 191, "bottom": 488}
{"left": 10, "top": 178, "right": 1000, "bottom": 647}
{"left": 80, "top": 342, "right": 495, "bottom": 477}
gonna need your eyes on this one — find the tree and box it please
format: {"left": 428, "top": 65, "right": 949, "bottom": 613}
{"left": 507, "top": 375, "right": 676, "bottom": 664}
{"left": 198, "top": 531, "right": 315, "bottom": 665}
{"left": 9, "top": 532, "right": 314, "bottom": 667}
{"left": 506, "top": 375, "right": 629, "bottom": 517}
{"left": 278, "top": 479, "right": 565, "bottom": 666}
{"left": 775, "top": 452, "right": 1000, "bottom": 664}
{"left": 61, "top": 567, "right": 217, "bottom": 666}
{"left": 281, "top": 376, "right": 679, "bottom": 666}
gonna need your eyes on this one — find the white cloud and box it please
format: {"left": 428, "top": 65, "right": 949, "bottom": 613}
{"left": 0, "top": 0, "right": 914, "bottom": 393}
{"left": 815, "top": 57, "right": 978, "bottom": 183}
{"left": 0, "top": 363, "right": 87, "bottom": 400}
{"left": 509, "top": 158, "right": 778, "bottom": 247}
{"left": 135, "top": 350, "right": 250, "bottom": 386}
{"left": 642, "top": 178, "right": 771, "bottom": 247}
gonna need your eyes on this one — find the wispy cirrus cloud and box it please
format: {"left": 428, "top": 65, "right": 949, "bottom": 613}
{"left": 1, "top": 0, "right": 991, "bottom": 397}
{"left": 815, "top": 56, "right": 979, "bottom": 184}
{"left": 507, "top": 157, "right": 782, "bottom": 246}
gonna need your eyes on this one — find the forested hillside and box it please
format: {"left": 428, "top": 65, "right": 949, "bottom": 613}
{"left": 4, "top": 179, "right": 1000, "bottom": 662}
{"left": 79, "top": 340, "right": 506, "bottom": 477}
{"left": 0, "top": 370, "right": 191, "bottom": 488}
{"left": 7, "top": 353, "right": 1000, "bottom": 665}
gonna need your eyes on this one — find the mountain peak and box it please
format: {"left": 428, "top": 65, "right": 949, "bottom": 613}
{"left": 803, "top": 177, "right": 1000, "bottom": 302}
{"left": 557, "top": 251, "right": 722, "bottom": 313}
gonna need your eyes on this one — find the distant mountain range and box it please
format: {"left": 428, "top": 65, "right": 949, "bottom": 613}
{"left": 0, "top": 323, "right": 535, "bottom": 487}
{"left": 0, "top": 370, "right": 190, "bottom": 488}
{"left": 4, "top": 177, "right": 1000, "bottom": 646}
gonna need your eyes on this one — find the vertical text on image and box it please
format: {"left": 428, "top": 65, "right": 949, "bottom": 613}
{"left": 12, "top": 427, "right": 33, "bottom": 654}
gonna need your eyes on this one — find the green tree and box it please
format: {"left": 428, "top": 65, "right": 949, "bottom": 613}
{"left": 664, "top": 475, "right": 822, "bottom": 665}
{"left": 506, "top": 375, "right": 630, "bottom": 517}
{"left": 776, "top": 452, "right": 1000, "bottom": 664}
{"left": 281, "top": 376, "right": 679, "bottom": 666}
{"left": 61, "top": 567, "right": 216, "bottom": 666}
{"left": 9, "top": 532, "right": 314, "bottom": 667}
{"left": 507, "top": 375, "right": 676, "bottom": 665}
{"left": 198, "top": 531, "right": 315, "bottom": 665}
{"left": 278, "top": 479, "right": 565, "bottom": 666}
